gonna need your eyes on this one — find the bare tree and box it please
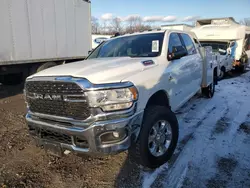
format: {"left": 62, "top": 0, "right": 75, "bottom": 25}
{"left": 102, "top": 20, "right": 108, "bottom": 34}
{"left": 125, "top": 15, "right": 145, "bottom": 33}
{"left": 93, "top": 15, "right": 154, "bottom": 35}
{"left": 91, "top": 16, "right": 100, "bottom": 34}
{"left": 240, "top": 18, "right": 250, "bottom": 26}
{"left": 111, "top": 17, "right": 123, "bottom": 33}
{"left": 143, "top": 20, "right": 156, "bottom": 28}
{"left": 139, "top": 24, "right": 152, "bottom": 31}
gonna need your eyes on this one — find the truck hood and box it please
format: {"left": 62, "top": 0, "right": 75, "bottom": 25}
{"left": 28, "top": 57, "right": 157, "bottom": 84}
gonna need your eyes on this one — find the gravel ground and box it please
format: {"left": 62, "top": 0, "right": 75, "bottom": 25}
{"left": 0, "top": 70, "right": 250, "bottom": 188}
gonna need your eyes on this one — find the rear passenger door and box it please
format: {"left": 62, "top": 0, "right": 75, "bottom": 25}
{"left": 179, "top": 33, "right": 203, "bottom": 96}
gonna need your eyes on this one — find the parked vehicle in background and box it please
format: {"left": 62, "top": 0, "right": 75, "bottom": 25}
{"left": 24, "top": 30, "right": 218, "bottom": 169}
{"left": 92, "top": 34, "right": 112, "bottom": 49}
{"left": 161, "top": 24, "right": 194, "bottom": 31}
{"left": 198, "top": 41, "right": 234, "bottom": 80}
{"left": 192, "top": 17, "right": 250, "bottom": 77}
{"left": 0, "top": 0, "right": 91, "bottom": 85}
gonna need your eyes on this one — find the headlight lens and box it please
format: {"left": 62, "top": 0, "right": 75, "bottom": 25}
{"left": 86, "top": 86, "right": 138, "bottom": 112}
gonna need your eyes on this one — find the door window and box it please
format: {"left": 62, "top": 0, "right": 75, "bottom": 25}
{"left": 168, "top": 33, "right": 186, "bottom": 60}
{"left": 180, "top": 33, "right": 197, "bottom": 55}
{"left": 168, "top": 33, "right": 183, "bottom": 54}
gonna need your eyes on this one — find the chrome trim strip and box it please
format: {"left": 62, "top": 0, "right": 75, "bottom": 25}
{"left": 26, "top": 76, "right": 134, "bottom": 91}
{"left": 27, "top": 111, "right": 143, "bottom": 130}
{"left": 28, "top": 102, "right": 137, "bottom": 126}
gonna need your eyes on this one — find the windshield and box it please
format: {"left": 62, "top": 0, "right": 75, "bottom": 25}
{"left": 200, "top": 41, "right": 228, "bottom": 55}
{"left": 87, "top": 33, "right": 164, "bottom": 59}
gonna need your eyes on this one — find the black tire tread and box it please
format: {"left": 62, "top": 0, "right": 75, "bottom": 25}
{"left": 36, "top": 62, "right": 57, "bottom": 73}
{"left": 129, "top": 105, "right": 179, "bottom": 169}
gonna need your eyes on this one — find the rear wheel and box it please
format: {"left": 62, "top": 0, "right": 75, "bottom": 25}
{"left": 239, "top": 64, "right": 246, "bottom": 73}
{"left": 218, "top": 67, "right": 225, "bottom": 81}
{"left": 235, "top": 58, "right": 247, "bottom": 73}
{"left": 202, "top": 79, "right": 215, "bottom": 98}
{"left": 36, "top": 62, "right": 57, "bottom": 73}
{"left": 129, "top": 105, "right": 179, "bottom": 169}
{"left": 1, "top": 73, "right": 23, "bottom": 85}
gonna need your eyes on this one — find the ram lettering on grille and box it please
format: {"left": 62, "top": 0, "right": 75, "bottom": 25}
{"left": 25, "top": 81, "right": 90, "bottom": 120}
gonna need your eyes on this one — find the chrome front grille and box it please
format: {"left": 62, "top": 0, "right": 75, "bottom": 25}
{"left": 25, "top": 81, "right": 84, "bottom": 94}
{"left": 25, "top": 81, "right": 91, "bottom": 120}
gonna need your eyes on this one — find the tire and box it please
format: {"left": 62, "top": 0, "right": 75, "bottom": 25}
{"left": 36, "top": 62, "right": 57, "bottom": 73}
{"left": 129, "top": 105, "right": 179, "bottom": 169}
{"left": 202, "top": 80, "right": 215, "bottom": 98}
{"left": 217, "top": 66, "right": 226, "bottom": 81}
{"left": 1, "top": 73, "right": 23, "bottom": 85}
{"left": 239, "top": 64, "right": 246, "bottom": 73}
{"left": 217, "top": 69, "right": 225, "bottom": 81}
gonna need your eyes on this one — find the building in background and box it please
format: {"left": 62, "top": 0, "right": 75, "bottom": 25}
{"left": 161, "top": 24, "right": 194, "bottom": 31}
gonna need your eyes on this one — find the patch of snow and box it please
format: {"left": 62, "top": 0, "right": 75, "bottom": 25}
{"left": 229, "top": 102, "right": 250, "bottom": 137}
{"left": 142, "top": 70, "right": 250, "bottom": 187}
{"left": 142, "top": 164, "right": 168, "bottom": 188}
{"left": 175, "top": 163, "right": 189, "bottom": 188}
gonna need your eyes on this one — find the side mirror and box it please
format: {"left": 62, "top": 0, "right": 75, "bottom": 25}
{"left": 169, "top": 46, "right": 188, "bottom": 60}
{"left": 229, "top": 41, "right": 236, "bottom": 48}
{"left": 88, "top": 50, "right": 93, "bottom": 54}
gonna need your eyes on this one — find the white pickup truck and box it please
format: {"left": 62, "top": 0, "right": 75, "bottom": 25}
{"left": 24, "top": 30, "right": 218, "bottom": 168}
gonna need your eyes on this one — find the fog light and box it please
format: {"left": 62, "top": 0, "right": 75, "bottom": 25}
{"left": 100, "top": 130, "right": 127, "bottom": 144}
{"left": 113, "top": 132, "right": 120, "bottom": 138}
{"left": 64, "top": 150, "right": 71, "bottom": 155}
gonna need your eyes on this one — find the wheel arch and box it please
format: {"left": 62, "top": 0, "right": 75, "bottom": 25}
{"left": 221, "top": 66, "right": 226, "bottom": 72}
{"left": 145, "top": 90, "right": 171, "bottom": 109}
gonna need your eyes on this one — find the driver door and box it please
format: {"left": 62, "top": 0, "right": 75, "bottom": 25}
{"left": 165, "top": 33, "right": 190, "bottom": 111}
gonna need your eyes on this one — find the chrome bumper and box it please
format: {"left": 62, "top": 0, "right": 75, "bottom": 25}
{"left": 26, "top": 111, "right": 143, "bottom": 155}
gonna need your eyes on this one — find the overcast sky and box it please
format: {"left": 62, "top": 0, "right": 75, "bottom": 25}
{"left": 91, "top": 0, "right": 250, "bottom": 23}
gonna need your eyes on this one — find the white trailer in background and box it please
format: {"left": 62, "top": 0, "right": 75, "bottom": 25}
{"left": 0, "top": 0, "right": 92, "bottom": 84}
{"left": 161, "top": 24, "right": 194, "bottom": 31}
{"left": 192, "top": 17, "right": 250, "bottom": 76}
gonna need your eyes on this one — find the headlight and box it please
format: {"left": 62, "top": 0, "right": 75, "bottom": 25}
{"left": 86, "top": 86, "right": 138, "bottom": 112}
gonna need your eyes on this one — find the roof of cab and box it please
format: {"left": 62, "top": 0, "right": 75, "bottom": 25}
{"left": 122, "top": 30, "right": 165, "bottom": 36}
{"left": 111, "top": 29, "right": 197, "bottom": 39}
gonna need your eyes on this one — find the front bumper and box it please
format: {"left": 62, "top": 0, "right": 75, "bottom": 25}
{"left": 26, "top": 111, "right": 143, "bottom": 155}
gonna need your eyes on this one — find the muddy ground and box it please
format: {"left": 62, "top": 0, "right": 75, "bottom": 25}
{"left": 0, "top": 71, "right": 250, "bottom": 188}
{"left": 0, "top": 84, "right": 142, "bottom": 188}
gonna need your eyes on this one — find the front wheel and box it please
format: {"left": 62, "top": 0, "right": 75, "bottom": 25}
{"left": 129, "top": 106, "right": 179, "bottom": 169}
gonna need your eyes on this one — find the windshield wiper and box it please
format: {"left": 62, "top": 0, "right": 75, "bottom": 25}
{"left": 129, "top": 55, "right": 150, "bottom": 58}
